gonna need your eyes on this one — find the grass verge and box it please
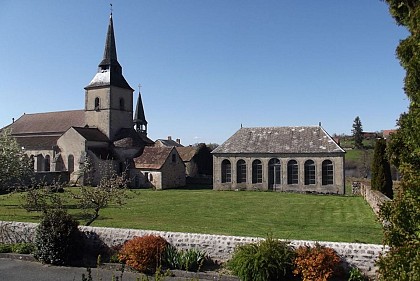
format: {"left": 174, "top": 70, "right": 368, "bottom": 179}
{"left": 0, "top": 189, "right": 383, "bottom": 244}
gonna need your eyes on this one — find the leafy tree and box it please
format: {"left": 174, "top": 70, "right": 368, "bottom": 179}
{"left": 0, "top": 129, "right": 33, "bottom": 192}
{"left": 352, "top": 116, "right": 364, "bottom": 149}
{"left": 378, "top": 1, "right": 420, "bottom": 280}
{"left": 72, "top": 160, "right": 128, "bottom": 226}
{"left": 371, "top": 138, "right": 393, "bottom": 198}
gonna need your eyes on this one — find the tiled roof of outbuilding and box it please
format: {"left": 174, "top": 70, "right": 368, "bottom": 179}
{"left": 176, "top": 146, "right": 198, "bottom": 162}
{"left": 8, "top": 110, "right": 85, "bottom": 135}
{"left": 212, "top": 126, "right": 345, "bottom": 154}
{"left": 155, "top": 139, "right": 183, "bottom": 147}
{"left": 134, "top": 146, "right": 174, "bottom": 170}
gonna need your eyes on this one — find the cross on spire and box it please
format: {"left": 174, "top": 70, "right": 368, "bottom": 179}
{"left": 110, "top": 3, "right": 113, "bottom": 15}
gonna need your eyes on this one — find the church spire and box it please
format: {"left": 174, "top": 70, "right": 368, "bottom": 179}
{"left": 85, "top": 12, "right": 132, "bottom": 90}
{"left": 99, "top": 13, "right": 119, "bottom": 70}
{"left": 134, "top": 85, "right": 148, "bottom": 135}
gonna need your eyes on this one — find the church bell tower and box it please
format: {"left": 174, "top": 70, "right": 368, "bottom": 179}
{"left": 84, "top": 13, "right": 134, "bottom": 140}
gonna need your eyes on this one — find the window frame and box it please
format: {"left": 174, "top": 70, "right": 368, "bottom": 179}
{"left": 287, "top": 159, "right": 298, "bottom": 184}
{"left": 221, "top": 159, "right": 232, "bottom": 183}
{"left": 304, "top": 160, "right": 316, "bottom": 185}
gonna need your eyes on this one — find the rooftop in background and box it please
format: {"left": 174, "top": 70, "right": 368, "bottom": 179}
{"left": 212, "top": 126, "right": 345, "bottom": 154}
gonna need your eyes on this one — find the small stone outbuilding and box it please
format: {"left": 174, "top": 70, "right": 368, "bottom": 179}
{"left": 133, "top": 146, "right": 186, "bottom": 190}
{"left": 212, "top": 126, "right": 345, "bottom": 194}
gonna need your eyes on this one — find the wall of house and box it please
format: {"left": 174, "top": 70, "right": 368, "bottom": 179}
{"left": 213, "top": 153, "right": 345, "bottom": 194}
{"left": 161, "top": 152, "right": 186, "bottom": 189}
{"left": 0, "top": 221, "right": 388, "bottom": 278}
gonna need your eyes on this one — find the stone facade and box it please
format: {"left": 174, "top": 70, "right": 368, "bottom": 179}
{"left": 212, "top": 126, "right": 346, "bottom": 194}
{"left": 84, "top": 86, "right": 134, "bottom": 141}
{"left": 133, "top": 146, "right": 186, "bottom": 189}
{"left": 213, "top": 153, "right": 345, "bottom": 193}
{"left": 0, "top": 221, "right": 388, "bottom": 278}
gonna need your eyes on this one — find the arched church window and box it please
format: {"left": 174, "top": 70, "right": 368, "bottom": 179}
{"left": 45, "top": 155, "right": 51, "bottom": 172}
{"left": 68, "top": 155, "right": 74, "bottom": 173}
{"left": 94, "top": 97, "right": 100, "bottom": 111}
{"left": 119, "top": 98, "right": 125, "bottom": 110}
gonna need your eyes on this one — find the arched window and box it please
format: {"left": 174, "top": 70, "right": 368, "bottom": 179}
{"left": 119, "top": 98, "right": 125, "bottom": 110}
{"left": 221, "top": 159, "right": 232, "bottom": 183}
{"left": 287, "top": 160, "right": 298, "bottom": 184}
{"left": 68, "top": 155, "right": 74, "bottom": 173}
{"left": 322, "top": 160, "right": 334, "bottom": 185}
{"left": 94, "top": 97, "right": 100, "bottom": 110}
{"left": 237, "top": 160, "right": 246, "bottom": 183}
{"left": 304, "top": 160, "right": 316, "bottom": 185}
{"left": 45, "top": 155, "right": 51, "bottom": 172}
{"left": 268, "top": 158, "right": 281, "bottom": 188}
{"left": 30, "top": 155, "right": 35, "bottom": 170}
{"left": 252, "top": 160, "right": 262, "bottom": 183}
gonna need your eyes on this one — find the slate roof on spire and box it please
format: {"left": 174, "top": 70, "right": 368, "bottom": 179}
{"left": 99, "top": 14, "right": 118, "bottom": 68}
{"left": 133, "top": 92, "right": 147, "bottom": 125}
{"left": 85, "top": 14, "right": 133, "bottom": 90}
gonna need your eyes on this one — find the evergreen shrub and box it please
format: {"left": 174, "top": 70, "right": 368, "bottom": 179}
{"left": 34, "top": 209, "right": 83, "bottom": 265}
{"left": 227, "top": 236, "right": 295, "bottom": 281}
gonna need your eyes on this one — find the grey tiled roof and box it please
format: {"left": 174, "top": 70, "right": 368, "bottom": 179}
{"left": 134, "top": 146, "right": 174, "bottom": 170}
{"left": 212, "top": 126, "right": 345, "bottom": 154}
{"left": 8, "top": 110, "right": 85, "bottom": 135}
{"left": 73, "top": 127, "right": 109, "bottom": 142}
{"left": 15, "top": 136, "right": 59, "bottom": 150}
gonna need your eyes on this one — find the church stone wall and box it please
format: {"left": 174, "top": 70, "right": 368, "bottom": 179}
{"left": 213, "top": 153, "right": 344, "bottom": 194}
{"left": 57, "top": 128, "right": 87, "bottom": 183}
{"left": 85, "top": 86, "right": 134, "bottom": 141}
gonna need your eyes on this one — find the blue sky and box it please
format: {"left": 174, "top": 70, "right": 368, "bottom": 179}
{"left": 0, "top": 1, "right": 409, "bottom": 145}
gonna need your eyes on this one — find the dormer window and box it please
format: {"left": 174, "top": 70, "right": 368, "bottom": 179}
{"left": 94, "top": 97, "right": 100, "bottom": 111}
{"left": 119, "top": 98, "right": 125, "bottom": 110}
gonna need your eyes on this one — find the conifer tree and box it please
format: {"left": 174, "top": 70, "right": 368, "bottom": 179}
{"left": 351, "top": 116, "right": 363, "bottom": 149}
{"left": 377, "top": 1, "right": 420, "bottom": 280}
{"left": 371, "top": 138, "right": 393, "bottom": 198}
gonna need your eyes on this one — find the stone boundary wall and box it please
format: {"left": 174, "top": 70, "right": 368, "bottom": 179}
{"left": 0, "top": 221, "right": 388, "bottom": 278}
{"left": 360, "top": 183, "right": 391, "bottom": 216}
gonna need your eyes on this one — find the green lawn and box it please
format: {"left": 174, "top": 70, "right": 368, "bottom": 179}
{"left": 0, "top": 188, "right": 383, "bottom": 244}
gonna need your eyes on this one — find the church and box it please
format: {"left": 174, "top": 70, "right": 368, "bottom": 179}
{"left": 4, "top": 13, "right": 154, "bottom": 185}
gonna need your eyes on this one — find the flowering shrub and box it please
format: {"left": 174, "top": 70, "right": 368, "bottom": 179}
{"left": 118, "top": 235, "right": 168, "bottom": 273}
{"left": 293, "top": 244, "right": 341, "bottom": 281}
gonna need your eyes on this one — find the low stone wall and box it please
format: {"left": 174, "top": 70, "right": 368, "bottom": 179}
{"left": 360, "top": 183, "right": 391, "bottom": 216}
{"left": 0, "top": 221, "right": 388, "bottom": 278}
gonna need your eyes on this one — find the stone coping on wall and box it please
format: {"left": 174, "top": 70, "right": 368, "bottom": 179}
{"left": 0, "top": 221, "right": 388, "bottom": 278}
{"left": 360, "top": 183, "right": 391, "bottom": 216}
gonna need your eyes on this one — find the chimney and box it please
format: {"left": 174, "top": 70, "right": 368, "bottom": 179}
{"left": 176, "top": 138, "right": 181, "bottom": 144}
{"left": 12, "top": 118, "right": 15, "bottom": 123}
{"left": 168, "top": 136, "right": 172, "bottom": 141}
